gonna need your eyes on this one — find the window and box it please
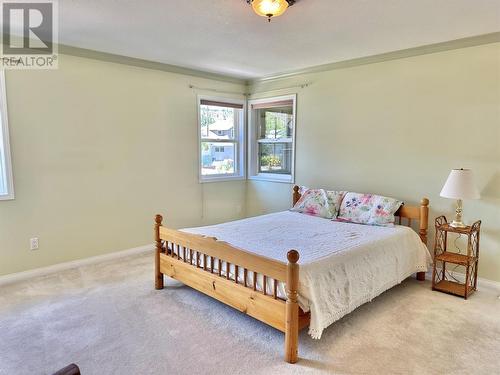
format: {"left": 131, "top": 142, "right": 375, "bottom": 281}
{"left": 248, "top": 94, "right": 296, "bottom": 183}
{"left": 0, "top": 71, "right": 14, "bottom": 200}
{"left": 198, "top": 96, "right": 245, "bottom": 182}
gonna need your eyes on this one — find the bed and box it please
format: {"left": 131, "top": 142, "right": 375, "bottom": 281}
{"left": 154, "top": 186, "right": 431, "bottom": 363}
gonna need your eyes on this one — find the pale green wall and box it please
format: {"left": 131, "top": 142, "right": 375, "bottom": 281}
{"left": 0, "top": 54, "right": 247, "bottom": 276}
{"left": 247, "top": 43, "right": 500, "bottom": 282}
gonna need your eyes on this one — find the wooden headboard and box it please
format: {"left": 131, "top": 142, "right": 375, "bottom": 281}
{"left": 292, "top": 186, "right": 429, "bottom": 245}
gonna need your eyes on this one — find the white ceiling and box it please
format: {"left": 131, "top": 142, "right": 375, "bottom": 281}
{"left": 58, "top": 0, "right": 500, "bottom": 79}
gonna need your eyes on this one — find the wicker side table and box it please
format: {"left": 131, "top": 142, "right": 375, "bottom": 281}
{"left": 432, "top": 216, "right": 481, "bottom": 299}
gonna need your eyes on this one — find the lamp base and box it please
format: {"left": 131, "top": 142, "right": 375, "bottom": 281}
{"left": 450, "top": 199, "right": 467, "bottom": 228}
{"left": 449, "top": 220, "right": 467, "bottom": 228}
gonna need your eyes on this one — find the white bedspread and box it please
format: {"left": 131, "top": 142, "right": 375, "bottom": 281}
{"left": 182, "top": 211, "right": 431, "bottom": 339}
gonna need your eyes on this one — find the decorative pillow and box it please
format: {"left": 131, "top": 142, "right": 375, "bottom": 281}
{"left": 324, "top": 190, "right": 346, "bottom": 218}
{"left": 337, "top": 192, "right": 403, "bottom": 226}
{"left": 291, "top": 188, "right": 345, "bottom": 219}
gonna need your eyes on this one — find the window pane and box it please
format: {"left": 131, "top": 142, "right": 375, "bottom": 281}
{"left": 256, "top": 106, "right": 293, "bottom": 140}
{"left": 249, "top": 95, "right": 295, "bottom": 181}
{"left": 0, "top": 121, "right": 5, "bottom": 195}
{"left": 201, "top": 142, "right": 236, "bottom": 176}
{"left": 200, "top": 104, "right": 240, "bottom": 140}
{"left": 258, "top": 142, "right": 292, "bottom": 174}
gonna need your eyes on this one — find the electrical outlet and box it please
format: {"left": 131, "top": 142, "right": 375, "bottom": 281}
{"left": 30, "top": 237, "right": 39, "bottom": 251}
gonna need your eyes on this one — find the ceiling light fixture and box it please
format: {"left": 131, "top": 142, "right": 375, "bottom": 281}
{"left": 247, "top": 0, "right": 295, "bottom": 22}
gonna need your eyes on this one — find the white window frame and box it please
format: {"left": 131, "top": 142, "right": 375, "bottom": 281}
{"left": 248, "top": 94, "right": 296, "bottom": 183}
{"left": 0, "top": 70, "right": 14, "bottom": 200}
{"left": 197, "top": 95, "right": 246, "bottom": 183}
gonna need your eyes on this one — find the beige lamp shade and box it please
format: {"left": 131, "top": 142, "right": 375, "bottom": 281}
{"left": 440, "top": 169, "right": 480, "bottom": 200}
{"left": 252, "top": 0, "right": 289, "bottom": 19}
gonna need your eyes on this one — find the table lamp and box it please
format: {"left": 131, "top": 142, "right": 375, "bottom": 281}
{"left": 440, "top": 168, "right": 480, "bottom": 228}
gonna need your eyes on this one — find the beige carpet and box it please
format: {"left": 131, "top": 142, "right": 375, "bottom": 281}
{"left": 1, "top": 252, "right": 499, "bottom": 375}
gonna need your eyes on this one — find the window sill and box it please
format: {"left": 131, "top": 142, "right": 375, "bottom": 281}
{"left": 248, "top": 173, "right": 294, "bottom": 184}
{"left": 0, "top": 193, "right": 15, "bottom": 201}
{"left": 199, "top": 175, "right": 246, "bottom": 184}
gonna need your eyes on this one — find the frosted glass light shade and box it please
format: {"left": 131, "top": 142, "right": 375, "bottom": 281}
{"left": 252, "top": 0, "right": 289, "bottom": 19}
{"left": 440, "top": 169, "right": 480, "bottom": 200}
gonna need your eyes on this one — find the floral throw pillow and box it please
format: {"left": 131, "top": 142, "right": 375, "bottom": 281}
{"left": 325, "top": 190, "right": 346, "bottom": 218}
{"left": 291, "top": 188, "right": 345, "bottom": 219}
{"left": 337, "top": 192, "right": 403, "bottom": 226}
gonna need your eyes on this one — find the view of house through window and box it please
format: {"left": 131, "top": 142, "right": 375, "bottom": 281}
{"left": 199, "top": 98, "right": 244, "bottom": 181}
{"left": 248, "top": 95, "right": 296, "bottom": 182}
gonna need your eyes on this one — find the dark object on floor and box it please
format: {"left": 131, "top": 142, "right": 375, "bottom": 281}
{"left": 52, "top": 364, "right": 81, "bottom": 375}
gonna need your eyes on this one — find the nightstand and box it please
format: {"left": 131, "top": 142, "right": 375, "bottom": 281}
{"left": 432, "top": 216, "right": 481, "bottom": 299}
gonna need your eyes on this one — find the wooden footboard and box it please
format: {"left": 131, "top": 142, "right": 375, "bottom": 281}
{"left": 154, "top": 215, "right": 306, "bottom": 363}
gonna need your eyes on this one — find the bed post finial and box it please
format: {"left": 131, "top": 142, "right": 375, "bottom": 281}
{"left": 155, "top": 214, "right": 164, "bottom": 290}
{"left": 285, "top": 249, "right": 300, "bottom": 363}
{"left": 155, "top": 214, "right": 163, "bottom": 225}
{"left": 292, "top": 186, "right": 301, "bottom": 207}
{"left": 287, "top": 249, "right": 299, "bottom": 264}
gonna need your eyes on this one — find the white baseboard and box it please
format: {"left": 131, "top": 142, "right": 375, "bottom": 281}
{"left": 0, "top": 244, "right": 154, "bottom": 287}
{"left": 480, "top": 278, "right": 500, "bottom": 293}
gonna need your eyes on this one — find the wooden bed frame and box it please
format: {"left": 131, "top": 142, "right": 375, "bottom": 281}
{"left": 154, "top": 186, "right": 429, "bottom": 363}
